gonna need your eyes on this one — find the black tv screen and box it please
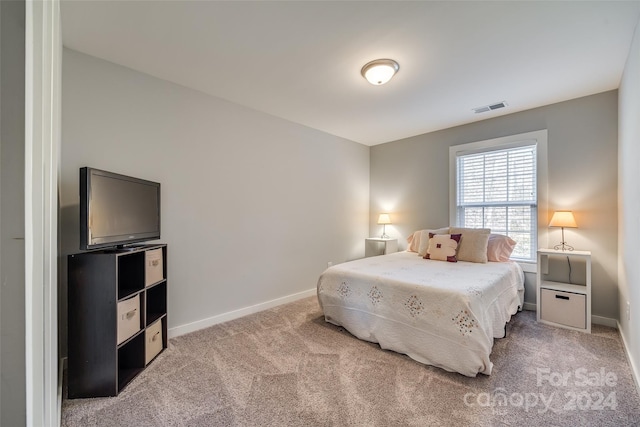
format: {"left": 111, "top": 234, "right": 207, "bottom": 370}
{"left": 80, "top": 167, "right": 161, "bottom": 250}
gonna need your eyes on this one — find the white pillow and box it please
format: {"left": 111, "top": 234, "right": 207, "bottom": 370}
{"left": 417, "top": 227, "right": 450, "bottom": 257}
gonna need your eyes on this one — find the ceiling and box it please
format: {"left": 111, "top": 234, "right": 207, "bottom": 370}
{"left": 61, "top": 1, "right": 640, "bottom": 146}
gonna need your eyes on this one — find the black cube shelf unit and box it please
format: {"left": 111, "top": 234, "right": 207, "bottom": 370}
{"left": 68, "top": 244, "right": 168, "bottom": 398}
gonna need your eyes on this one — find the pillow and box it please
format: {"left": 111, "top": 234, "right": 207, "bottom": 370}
{"left": 407, "top": 231, "right": 420, "bottom": 252}
{"left": 424, "top": 233, "right": 461, "bottom": 262}
{"left": 417, "top": 227, "right": 450, "bottom": 256}
{"left": 448, "top": 227, "right": 491, "bottom": 263}
{"left": 487, "top": 233, "right": 517, "bottom": 262}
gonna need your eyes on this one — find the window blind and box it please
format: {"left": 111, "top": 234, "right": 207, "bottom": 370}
{"left": 456, "top": 144, "right": 537, "bottom": 260}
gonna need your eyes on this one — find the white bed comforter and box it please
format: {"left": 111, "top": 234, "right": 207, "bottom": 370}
{"left": 317, "top": 251, "right": 524, "bottom": 377}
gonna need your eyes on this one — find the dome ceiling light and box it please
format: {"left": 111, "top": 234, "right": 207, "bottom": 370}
{"left": 361, "top": 59, "right": 399, "bottom": 85}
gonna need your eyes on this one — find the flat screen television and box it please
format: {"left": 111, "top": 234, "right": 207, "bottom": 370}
{"left": 80, "top": 167, "right": 161, "bottom": 250}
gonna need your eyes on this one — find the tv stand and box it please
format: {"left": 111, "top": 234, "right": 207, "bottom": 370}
{"left": 67, "top": 244, "right": 168, "bottom": 398}
{"left": 115, "top": 243, "right": 147, "bottom": 251}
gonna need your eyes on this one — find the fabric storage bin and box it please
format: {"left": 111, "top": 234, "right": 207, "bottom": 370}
{"left": 145, "top": 319, "right": 163, "bottom": 364}
{"left": 540, "top": 288, "right": 586, "bottom": 329}
{"left": 117, "top": 294, "right": 141, "bottom": 345}
{"left": 145, "top": 248, "right": 164, "bottom": 287}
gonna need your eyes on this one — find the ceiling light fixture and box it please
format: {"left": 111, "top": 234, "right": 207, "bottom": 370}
{"left": 361, "top": 59, "right": 399, "bottom": 85}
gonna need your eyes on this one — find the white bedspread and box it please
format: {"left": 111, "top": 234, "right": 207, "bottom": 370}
{"left": 316, "top": 251, "right": 524, "bottom": 376}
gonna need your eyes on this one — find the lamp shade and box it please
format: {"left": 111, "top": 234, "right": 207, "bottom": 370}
{"left": 549, "top": 211, "right": 577, "bottom": 228}
{"left": 377, "top": 213, "right": 392, "bottom": 225}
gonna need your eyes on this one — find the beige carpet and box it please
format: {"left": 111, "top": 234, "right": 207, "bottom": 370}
{"left": 62, "top": 297, "right": 640, "bottom": 426}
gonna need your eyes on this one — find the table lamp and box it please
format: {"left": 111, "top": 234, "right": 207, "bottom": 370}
{"left": 549, "top": 210, "right": 577, "bottom": 251}
{"left": 377, "top": 213, "right": 391, "bottom": 239}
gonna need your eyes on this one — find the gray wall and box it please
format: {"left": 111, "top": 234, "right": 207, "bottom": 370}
{"left": 618, "top": 17, "right": 640, "bottom": 385}
{"left": 0, "top": 0, "right": 26, "bottom": 425}
{"left": 60, "top": 49, "right": 369, "bottom": 347}
{"left": 370, "top": 91, "right": 619, "bottom": 319}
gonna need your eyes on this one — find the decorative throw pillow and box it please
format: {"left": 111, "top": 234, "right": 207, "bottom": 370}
{"left": 449, "top": 227, "right": 491, "bottom": 263}
{"left": 424, "top": 233, "right": 461, "bottom": 262}
{"left": 487, "top": 233, "right": 517, "bottom": 262}
{"left": 417, "top": 227, "right": 450, "bottom": 257}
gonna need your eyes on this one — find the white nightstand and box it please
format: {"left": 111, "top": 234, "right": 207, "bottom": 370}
{"left": 536, "top": 249, "right": 591, "bottom": 333}
{"left": 365, "top": 238, "right": 398, "bottom": 257}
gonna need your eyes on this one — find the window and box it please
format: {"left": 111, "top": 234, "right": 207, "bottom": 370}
{"left": 449, "top": 130, "right": 547, "bottom": 264}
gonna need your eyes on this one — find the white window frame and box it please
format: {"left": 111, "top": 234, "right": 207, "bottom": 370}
{"left": 449, "top": 130, "right": 548, "bottom": 272}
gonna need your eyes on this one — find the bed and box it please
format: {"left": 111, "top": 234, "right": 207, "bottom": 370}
{"left": 316, "top": 250, "right": 524, "bottom": 377}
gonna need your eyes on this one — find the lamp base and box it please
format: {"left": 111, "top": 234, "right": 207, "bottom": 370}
{"left": 553, "top": 226, "right": 574, "bottom": 251}
{"left": 379, "top": 224, "right": 390, "bottom": 239}
{"left": 553, "top": 242, "right": 574, "bottom": 251}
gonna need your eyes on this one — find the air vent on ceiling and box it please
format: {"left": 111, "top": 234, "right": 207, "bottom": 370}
{"left": 473, "top": 101, "right": 508, "bottom": 114}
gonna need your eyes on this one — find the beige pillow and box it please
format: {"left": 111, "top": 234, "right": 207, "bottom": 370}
{"left": 449, "top": 227, "right": 491, "bottom": 263}
{"left": 417, "top": 227, "right": 450, "bottom": 257}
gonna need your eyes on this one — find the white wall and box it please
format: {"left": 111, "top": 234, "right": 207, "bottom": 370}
{"left": 60, "top": 49, "right": 369, "bottom": 344}
{"left": 370, "top": 91, "right": 619, "bottom": 320}
{"left": 0, "top": 1, "right": 26, "bottom": 425}
{"left": 618, "top": 17, "right": 640, "bottom": 385}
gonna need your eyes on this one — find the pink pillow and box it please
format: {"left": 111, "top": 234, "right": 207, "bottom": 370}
{"left": 407, "top": 231, "right": 419, "bottom": 252}
{"left": 424, "top": 233, "right": 462, "bottom": 262}
{"left": 487, "top": 234, "right": 517, "bottom": 262}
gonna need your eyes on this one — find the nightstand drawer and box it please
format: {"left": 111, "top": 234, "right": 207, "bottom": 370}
{"left": 540, "top": 289, "right": 586, "bottom": 329}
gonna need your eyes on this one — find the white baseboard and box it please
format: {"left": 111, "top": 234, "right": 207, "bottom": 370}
{"left": 592, "top": 315, "right": 618, "bottom": 328}
{"left": 522, "top": 303, "right": 617, "bottom": 328}
{"left": 168, "top": 288, "right": 317, "bottom": 338}
{"left": 617, "top": 321, "right": 640, "bottom": 398}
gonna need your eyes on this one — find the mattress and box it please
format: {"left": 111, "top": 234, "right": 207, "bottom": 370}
{"left": 316, "top": 251, "right": 525, "bottom": 376}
